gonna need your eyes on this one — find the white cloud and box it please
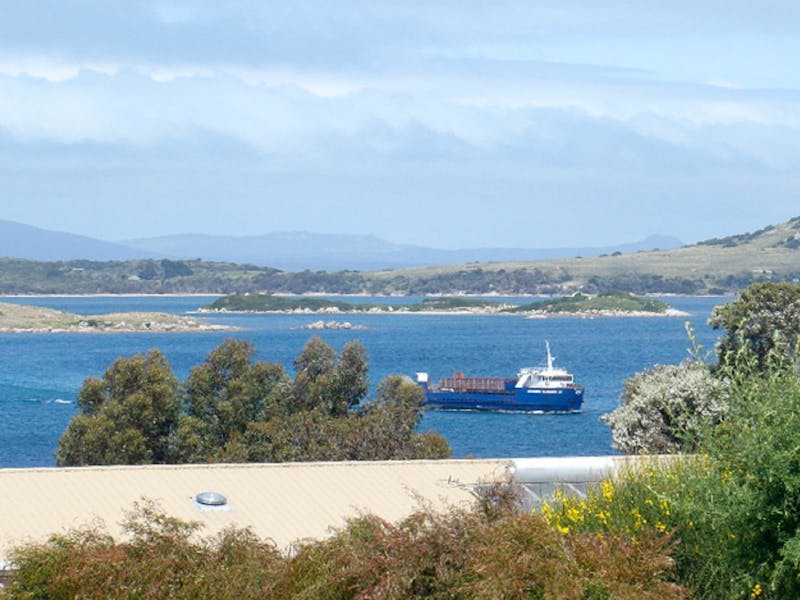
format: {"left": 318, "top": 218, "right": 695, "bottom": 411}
{"left": 0, "top": 1, "right": 799, "bottom": 245}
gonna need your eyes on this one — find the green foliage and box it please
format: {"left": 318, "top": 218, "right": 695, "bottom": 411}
{"left": 508, "top": 290, "right": 670, "bottom": 314}
{"left": 160, "top": 259, "right": 193, "bottom": 278}
{"left": 4, "top": 496, "right": 686, "bottom": 599}
{"left": 56, "top": 337, "right": 448, "bottom": 466}
{"left": 554, "top": 365, "right": 800, "bottom": 598}
{"left": 710, "top": 281, "right": 800, "bottom": 369}
{"left": 592, "top": 283, "right": 800, "bottom": 594}
{"left": 180, "top": 339, "right": 291, "bottom": 460}
{"left": 604, "top": 282, "right": 800, "bottom": 456}
{"left": 601, "top": 360, "right": 729, "bottom": 454}
{"left": 56, "top": 350, "right": 181, "bottom": 466}
{"left": 207, "top": 293, "right": 362, "bottom": 312}
{"left": 204, "top": 293, "right": 509, "bottom": 313}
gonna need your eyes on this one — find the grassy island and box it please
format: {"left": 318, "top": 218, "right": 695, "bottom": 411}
{"left": 202, "top": 294, "right": 511, "bottom": 313}
{"left": 507, "top": 290, "right": 673, "bottom": 315}
{"left": 0, "top": 301, "right": 230, "bottom": 333}
{"left": 202, "top": 292, "right": 681, "bottom": 317}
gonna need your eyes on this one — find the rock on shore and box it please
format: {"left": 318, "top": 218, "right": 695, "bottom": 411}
{"left": 294, "top": 320, "right": 369, "bottom": 330}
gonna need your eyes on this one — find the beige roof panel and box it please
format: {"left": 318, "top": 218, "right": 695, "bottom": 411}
{"left": 0, "top": 459, "right": 509, "bottom": 563}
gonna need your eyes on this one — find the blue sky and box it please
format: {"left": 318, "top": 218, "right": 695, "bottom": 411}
{"left": 1, "top": 1, "right": 799, "bottom": 249}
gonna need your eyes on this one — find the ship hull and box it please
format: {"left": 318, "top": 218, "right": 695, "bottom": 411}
{"left": 420, "top": 384, "right": 584, "bottom": 412}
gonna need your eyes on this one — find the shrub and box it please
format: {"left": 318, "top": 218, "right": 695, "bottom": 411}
{"left": 602, "top": 359, "right": 728, "bottom": 454}
{"left": 554, "top": 364, "right": 800, "bottom": 598}
{"left": 4, "top": 495, "right": 686, "bottom": 599}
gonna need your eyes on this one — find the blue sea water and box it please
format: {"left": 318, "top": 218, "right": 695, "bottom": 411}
{"left": 0, "top": 295, "right": 727, "bottom": 467}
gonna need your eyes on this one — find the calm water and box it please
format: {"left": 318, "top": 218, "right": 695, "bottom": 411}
{"left": 0, "top": 295, "right": 727, "bottom": 467}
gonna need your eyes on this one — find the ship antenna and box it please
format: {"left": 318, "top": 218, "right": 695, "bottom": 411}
{"left": 545, "top": 341, "right": 554, "bottom": 370}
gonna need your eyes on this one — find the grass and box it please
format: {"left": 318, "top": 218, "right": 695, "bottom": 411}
{"left": 365, "top": 217, "right": 800, "bottom": 287}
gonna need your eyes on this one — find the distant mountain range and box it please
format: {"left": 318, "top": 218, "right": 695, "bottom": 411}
{"left": 0, "top": 219, "right": 682, "bottom": 271}
{"left": 0, "top": 220, "right": 158, "bottom": 262}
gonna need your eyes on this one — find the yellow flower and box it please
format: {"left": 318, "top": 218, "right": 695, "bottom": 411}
{"left": 601, "top": 480, "right": 615, "bottom": 502}
{"left": 555, "top": 523, "right": 570, "bottom": 535}
{"left": 655, "top": 521, "right": 668, "bottom": 533}
{"left": 660, "top": 499, "right": 670, "bottom": 516}
{"left": 566, "top": 506, "right": 584, "bottom": 523}
{"left": 645, "top": 498, "right": 654, "bottom": 506}
{"left": 630, "top": 508, "right": 645, "bottom": 530}
{"left": 751, "top": 583, "right": 762, "bottom": 598}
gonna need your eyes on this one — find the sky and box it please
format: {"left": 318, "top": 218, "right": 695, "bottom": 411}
{"left": 1, "top": 1, "right": 800, "bottom": 249}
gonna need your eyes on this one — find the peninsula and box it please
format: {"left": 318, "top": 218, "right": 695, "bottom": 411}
{"left": 0, "top": 301, "right": 231, "bottom": 333}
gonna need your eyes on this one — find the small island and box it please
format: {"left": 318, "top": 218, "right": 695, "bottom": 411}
{"left": 0, "top": 302, "right": 232, "bottom": 333}
{"left": 200, "top": 291, "right": 687, "bottom": 317}
{"left": 506, "top": 291, "right": 689, "bottom": 317}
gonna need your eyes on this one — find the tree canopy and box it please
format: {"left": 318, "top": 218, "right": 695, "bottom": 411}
{"left": 710, "top": 281, "right": 800, "bottom": 369}
{"left": 57, "top": 337, "right": 450, "bottom": 466}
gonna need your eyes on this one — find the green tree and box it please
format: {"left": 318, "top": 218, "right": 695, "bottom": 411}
{"left": 328, "top": 340, "right": 369, "bottom": 415}
{"left": 56, "top": 350, "right": 181, "bottom": 466}
{"left": 180, "top": 339, "right": 290, "bottom": 461}
{"left": 291, "top": 336, "right": 369, "bottom": 415}
{"left": 238, "top": 376, "right": 450, "bottom": 462}
{"left": 57, "top": 338, "right": 448, "bottom": 466}
{"left": 710, "top": 281, "right": 800, "bottom": 369}
{"left": 291, "top": 335, "right": 336, "bottom": 413}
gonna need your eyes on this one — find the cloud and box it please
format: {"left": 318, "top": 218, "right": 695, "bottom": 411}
{"left": 1, "top": 1, "right": 799, "bottom": 246}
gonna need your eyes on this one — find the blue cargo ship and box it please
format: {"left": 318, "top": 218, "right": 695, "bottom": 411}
{"left": 416, "top": 342, "right": 584, "bottom": 412}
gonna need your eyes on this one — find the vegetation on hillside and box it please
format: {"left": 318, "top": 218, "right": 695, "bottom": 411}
{"left": 1, "top": 216, "right": 799, "bottom": 296}
{"left": 56, "top": 338, "right": 450, "bottom": 466}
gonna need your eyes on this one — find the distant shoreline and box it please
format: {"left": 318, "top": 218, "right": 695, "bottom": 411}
{"left": 197, "top": 307, "right": 691, "bottom": 318}
{"left": 0, "top": 292, "right": 732, "bottom": 299}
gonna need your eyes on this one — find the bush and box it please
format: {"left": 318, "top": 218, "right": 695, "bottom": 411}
{"left": 553, "top": 364, "right": 800, "bottom": 598}
{"left": 4, "top": 496, "right": 686, "bottom": 599}
{"left": 602, "top": 359, "right": 728, "bottom": 454}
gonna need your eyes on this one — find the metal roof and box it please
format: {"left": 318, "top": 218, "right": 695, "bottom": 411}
{"left": 0, "top": 455, "right": 675, "bottom": 566}
{"left": 0, "top": 459, "right": 509, "bottom": 563}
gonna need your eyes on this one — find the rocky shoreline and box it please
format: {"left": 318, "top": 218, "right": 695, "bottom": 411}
{"left": 293, "top": 320, "right": 370, "bottom": 330}
{"left": 0, "top": 302, "right": 232, "bottom": 333}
